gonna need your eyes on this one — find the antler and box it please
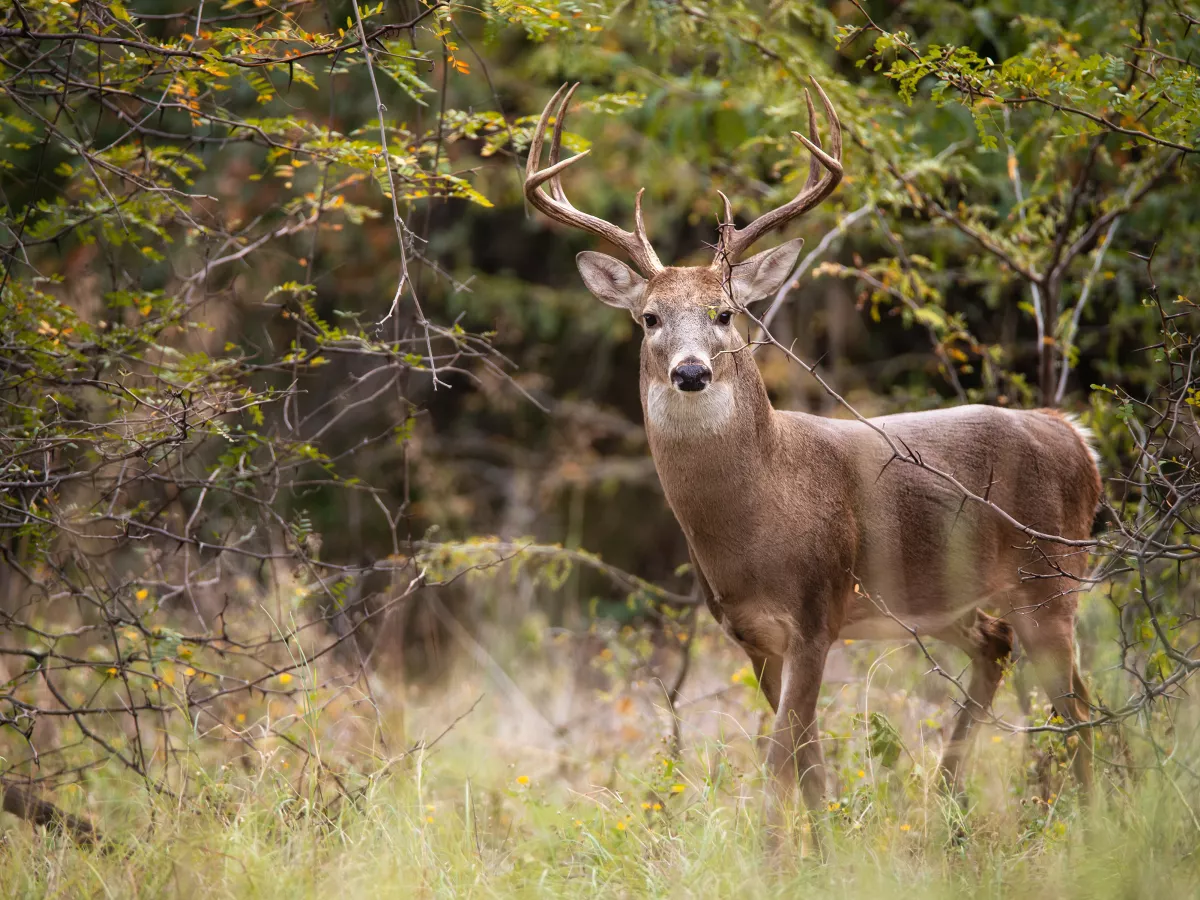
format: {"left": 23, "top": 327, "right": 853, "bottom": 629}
{"left": 712, "top": 77, "right": 843, "bottom": 268}
{"left": 524, "top": 83, "right": 664, "bottom": 277}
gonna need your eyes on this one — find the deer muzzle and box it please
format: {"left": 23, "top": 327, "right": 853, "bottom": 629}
{"left": 671, "top": 360, "right": 712, "bottom": 392}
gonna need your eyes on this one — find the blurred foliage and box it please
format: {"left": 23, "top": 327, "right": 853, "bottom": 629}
{"left": 0, "top": 0, "right": 1197, "bottom": 847}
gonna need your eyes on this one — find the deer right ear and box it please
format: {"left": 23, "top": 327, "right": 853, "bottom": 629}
{"left": 576, "top": 251, "right": 648, "bottom": 311}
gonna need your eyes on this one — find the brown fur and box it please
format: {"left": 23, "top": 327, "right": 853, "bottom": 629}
{"left": 583, "top": 262, "right": 1101, "bottom": 837}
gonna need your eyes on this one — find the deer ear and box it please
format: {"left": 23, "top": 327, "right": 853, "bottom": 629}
{"left": 576, "top": 251, "right": 648, "bottom": 311}
{"left": 727, "top": 238, "right": 805, "bottom": 303}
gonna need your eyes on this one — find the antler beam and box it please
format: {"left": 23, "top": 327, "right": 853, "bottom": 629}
{"left": 713, "top": 77, "right": 843, "bottom": 267}
{"left": 524, "top": 83, "right": 664, "bottom": 277}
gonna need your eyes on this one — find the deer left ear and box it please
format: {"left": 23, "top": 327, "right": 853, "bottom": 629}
{"left": 726, "top": 238, "right": 805, "bottom": 303}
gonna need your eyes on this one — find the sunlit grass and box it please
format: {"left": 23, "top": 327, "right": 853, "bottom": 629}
{"left": 2, "top": 741, "right": 1196, "bottom": 899}
{"left": 3, "top": 617, "right": 1198, "bottom": 899}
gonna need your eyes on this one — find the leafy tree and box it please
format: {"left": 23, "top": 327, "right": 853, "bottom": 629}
{"left": 0, "top": 0, "right": 1195, "bottom": 844}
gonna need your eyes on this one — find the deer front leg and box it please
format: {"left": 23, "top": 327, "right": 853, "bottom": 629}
{"left": 691, "top": 546, "right": 784, "bottom": 714}
{"left": 748, "top": 653, "right": 782, "bottom": 713}
{"left": 763, "top": 638, "right": 831, "bottom": 857}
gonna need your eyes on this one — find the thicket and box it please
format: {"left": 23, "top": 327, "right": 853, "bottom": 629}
{"left": 0, "top": 0, "right": 1196, "bottom": 856}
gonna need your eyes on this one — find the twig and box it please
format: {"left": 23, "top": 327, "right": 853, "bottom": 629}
{"left": 2, "top": 782, "right": 103, "bottom": 847}
{"left": 1053, "top": 216, "right": 1122, "bottom": 404}
{"left": 348, "top": 0, "right": 443, "bottom": 388}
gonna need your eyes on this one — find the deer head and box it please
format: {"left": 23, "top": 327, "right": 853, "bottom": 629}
{"left": 524, "top": 81, "right": 842, "bottom": 436}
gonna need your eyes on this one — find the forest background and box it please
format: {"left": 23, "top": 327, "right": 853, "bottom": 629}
{"left": 1, "top": 0, "right": 1199, "bottom": 896}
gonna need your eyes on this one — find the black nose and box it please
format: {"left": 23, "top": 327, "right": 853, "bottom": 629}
{"left": 671, "top": 362, "right": 712, "bottom": 392}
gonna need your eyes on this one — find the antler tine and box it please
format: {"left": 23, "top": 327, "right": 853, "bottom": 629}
{"left": 525, "top": 82, "right": 569, "bottom": 189}
{"left": 801, "top": 88, "right": 822, "bottom": 192}
{"left": 714, "top": 189, "right": 736, "bottom": 259}
{"left": 546, "top": 83, "right": 578, "bottom": 205}
{"left": 791, "top": 77, "right": 842, "bottom": 174}
{"left": 523, "top": 84, "right": 664, "bottom": 276}
{"left": 812, "top": 76, "right": 843, "bottom": 164}
{"left": 716, "top": 189, "right": 734, "bottom": 226}
{"left": 712, "top": 76, "right": 844, "bottom": 268}
{"left": 633, "top": 188, "right": 652, "bottom": 259}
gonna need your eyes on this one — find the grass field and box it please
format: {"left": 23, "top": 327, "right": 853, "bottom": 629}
{"left": 3, "top": 618, "right": 1197, "bottom": 899}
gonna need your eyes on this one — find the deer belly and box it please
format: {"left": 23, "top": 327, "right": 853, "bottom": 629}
{"left": 837, "top": 587, "right": 993, "bottom": 641}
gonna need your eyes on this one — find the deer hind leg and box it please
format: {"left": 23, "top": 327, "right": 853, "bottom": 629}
{"left": 1009, "top": 579, "right": 1094, "bottom": 797}
{"left": 934, "top": 609, "right": 1014, "bottom": 797}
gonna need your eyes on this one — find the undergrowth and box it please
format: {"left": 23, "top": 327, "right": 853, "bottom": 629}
{"left": 2, "top": 622, "right": 1197, "bottom": 899}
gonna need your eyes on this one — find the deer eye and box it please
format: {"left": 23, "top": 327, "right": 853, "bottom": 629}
{"left": 642, "top": 313, "right": 659, "bottom": 328}
{"left": 716, "top": 310, "right": 733, "bottom": 326}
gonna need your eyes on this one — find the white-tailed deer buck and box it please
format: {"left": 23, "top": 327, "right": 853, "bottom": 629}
{"left": 524, "top": 82, "right": 1101, "bottom": 838}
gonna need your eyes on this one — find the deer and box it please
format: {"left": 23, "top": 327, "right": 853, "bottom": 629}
{"left": 523, "top": 81, "right": 1102, "bottom": 846}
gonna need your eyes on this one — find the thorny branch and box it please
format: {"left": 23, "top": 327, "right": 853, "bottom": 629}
{"left": 0, "top": 0, "right": 699, "bottom": 843}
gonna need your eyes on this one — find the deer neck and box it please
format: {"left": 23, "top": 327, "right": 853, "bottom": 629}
{"left": 641, "top": 356, "right": 780, "bottom": 530}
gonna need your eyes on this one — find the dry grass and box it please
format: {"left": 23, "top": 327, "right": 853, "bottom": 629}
{"left": 2, "top": 614, "right": 1197, "bottom": 898}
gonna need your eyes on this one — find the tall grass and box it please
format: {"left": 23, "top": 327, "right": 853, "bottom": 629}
{"left": 2, "top": 621, "right": 1197, "bottom": 899}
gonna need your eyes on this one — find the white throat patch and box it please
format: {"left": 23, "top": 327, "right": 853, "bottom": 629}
{"left": 646, "top": 382, "right": 735, "bottom": 439}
